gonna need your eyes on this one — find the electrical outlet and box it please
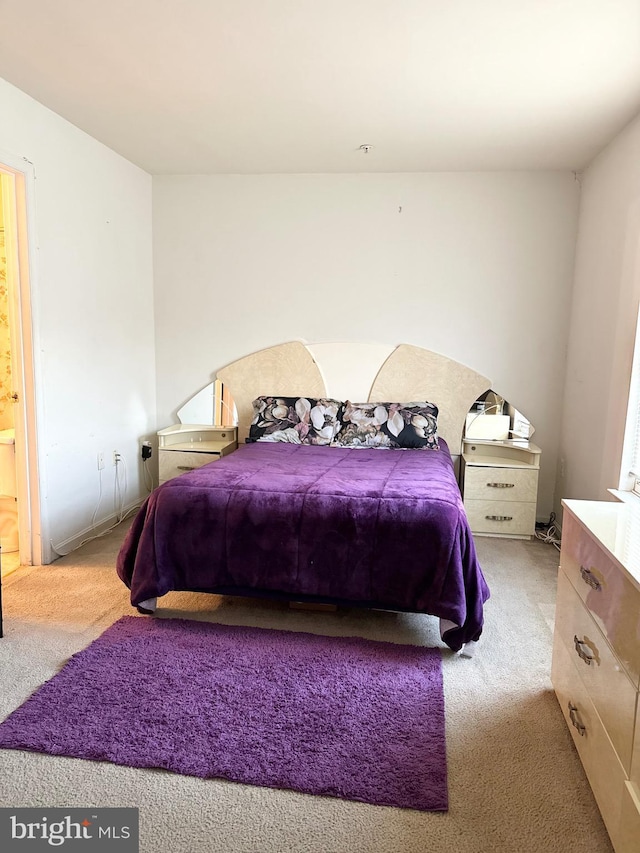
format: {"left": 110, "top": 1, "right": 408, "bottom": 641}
{"left": 97, "top": 452, "right": 105, "bottom": 470}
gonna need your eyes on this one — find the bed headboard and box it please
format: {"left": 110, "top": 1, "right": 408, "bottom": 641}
{"left": 217, "top": 341, "right": 490, "bottom": 452}
{"left": 216, "top": 341, "right": 491, "bottom": 454}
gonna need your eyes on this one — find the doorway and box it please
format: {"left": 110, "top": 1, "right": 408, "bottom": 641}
{"left": 0, "top": 182, "right": 18, "bottom": 574}
{"left": 0, "top": 157, "right": 41, "bottom": 573}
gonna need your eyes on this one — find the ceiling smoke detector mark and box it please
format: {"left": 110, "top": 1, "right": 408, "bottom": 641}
{"left": 358, "top": 144, "right": 373, "bottom": 153}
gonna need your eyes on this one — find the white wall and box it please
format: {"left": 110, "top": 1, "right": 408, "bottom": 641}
{"left": 558, "top": 113, "right": 640, "bottom": 509}
{"left": 0, "top": 78, "right": 156, "bottom": 562}
{"left": 153, "top": 172, "right": 580, "bottom": 520}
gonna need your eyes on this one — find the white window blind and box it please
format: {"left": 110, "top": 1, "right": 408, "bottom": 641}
{"left": 620, "top": 501, "right": 640, "bottom": 576}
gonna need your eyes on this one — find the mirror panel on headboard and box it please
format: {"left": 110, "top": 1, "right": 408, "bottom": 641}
{"left": 176, "top": 384, "right": 216, "bottom": 426}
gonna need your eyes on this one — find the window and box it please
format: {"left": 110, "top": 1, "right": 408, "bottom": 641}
{"left": 620, "top": 307, "right": 640, "bottom": 495}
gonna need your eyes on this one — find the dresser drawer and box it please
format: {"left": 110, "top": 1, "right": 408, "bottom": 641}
{"left": 159, "top": 450, "right": 221, "bottom": 484}
{"left": 561, "top": 512, "right": 640, "bottom": 687}
{"left": 464, "top": 499, "right": 536, "bottom": 536}
{"left": 618, "top": 782, "right": 640, "bottom": 853}
{"left": 551, "top": 628, "right": 626, "bottom": 842}
{"left": 463, "top": 466, "right": 538, "bottom": 502}
{"left": 555, "top": 570, "right": 637, "bottom": 774}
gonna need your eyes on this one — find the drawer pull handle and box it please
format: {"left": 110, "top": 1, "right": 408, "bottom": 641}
{"left": 568, "top": 703, "right": 586, "bottom": 736}
{"left": 177, "top": 465, "right": 196, "bottom": 471}
{"left": 485, "top": 515, "right": 513, "bottom": 522}
{"left": 573, "top": 635, "right": 594, "bottom": 665}
{"left": 579, "top": 566, "right": 602, "bottom": 592}
{"left": 487, "top": 482, "right": 515, "bottom": 488}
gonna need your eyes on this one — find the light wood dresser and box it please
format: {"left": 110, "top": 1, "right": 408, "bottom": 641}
{"left": 551, "top": 499, "right": 640, "bottom": 852}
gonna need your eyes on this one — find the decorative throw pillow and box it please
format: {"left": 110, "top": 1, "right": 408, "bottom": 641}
{"left": 249, "top": 396, "right": 343, "bottom": 445}
{"left": 332, "top": 401, "right": 440, "bottom": 450}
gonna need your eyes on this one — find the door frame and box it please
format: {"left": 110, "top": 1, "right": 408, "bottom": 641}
{"left": 0, "top": 151, "right": 42, "bottom": 566}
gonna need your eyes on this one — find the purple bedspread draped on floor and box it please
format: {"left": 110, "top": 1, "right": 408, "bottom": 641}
{"left": 117, "top": 441, "right": 489, "bottom": 651}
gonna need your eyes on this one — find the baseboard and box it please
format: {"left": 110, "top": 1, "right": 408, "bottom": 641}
{"left": 51, "top": 498, "right": 144, "bottom": 558}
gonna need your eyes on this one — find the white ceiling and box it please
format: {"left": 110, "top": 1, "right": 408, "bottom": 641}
{"left": 1, "top": 0, "right": 639, "bottom": 175}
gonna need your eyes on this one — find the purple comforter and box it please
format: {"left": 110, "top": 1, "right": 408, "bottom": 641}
{"left": 117, "top": 441, "right": 489, "bottom": 651}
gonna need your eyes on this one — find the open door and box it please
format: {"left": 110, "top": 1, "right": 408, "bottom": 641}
{"left": 0, "top": 162, "right": 41, "bottom": 566}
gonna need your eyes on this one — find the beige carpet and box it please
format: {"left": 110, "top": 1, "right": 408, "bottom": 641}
{"left": 0, "top": 526, "right": 613, "bottom": 853}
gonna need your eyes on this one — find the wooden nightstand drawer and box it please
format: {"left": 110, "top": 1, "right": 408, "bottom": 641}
{"left": 159, "top": 450, "right": 221, "bottom": 484}
{"left": 464, "top": 499, "right": 536, "bottom": 536}
{"left": 463, "top": 466, "right": 538, "bottom": 502}
{"left": 561, "top": 512, "right": 640, "bottom": 688}
{"left": 555, "top": 570, "right": 636, "bottom": 774}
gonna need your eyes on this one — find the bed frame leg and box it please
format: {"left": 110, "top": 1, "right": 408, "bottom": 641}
{"left": 459, "top": 641, "right": 478, "bottom": 658}
{"left": 136, "top": 597, "right": 157, "bottom": 615}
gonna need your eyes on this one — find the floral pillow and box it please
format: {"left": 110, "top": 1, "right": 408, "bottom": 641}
{"left": 332, "top": 401, "right": 440, "bottom": 450}
{"left": 249, "top": 396, "right": 343, "bottom": 445}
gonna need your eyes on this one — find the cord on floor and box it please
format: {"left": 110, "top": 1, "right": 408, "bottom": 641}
{"left": 534, "top": 511, "right": 561, "bottom": 551}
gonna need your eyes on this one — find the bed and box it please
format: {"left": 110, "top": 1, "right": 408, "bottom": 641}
{"left": 117, "top": 341, "right": 492, "bottom": 653}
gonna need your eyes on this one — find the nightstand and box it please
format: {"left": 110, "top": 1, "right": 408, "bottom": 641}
{"left": 157, "top": 424, "right": 237, "bottom": 485}
{"left": 461, "top": 438, "right": 541, "bottom": 539}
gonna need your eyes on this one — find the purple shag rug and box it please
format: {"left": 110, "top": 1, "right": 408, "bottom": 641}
{"left": 0, "top": 616, "right": 447, "bottom": 811}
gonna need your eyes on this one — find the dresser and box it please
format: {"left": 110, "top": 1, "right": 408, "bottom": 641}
{"left": 157, "top": 424, "right": 237, "bottom": 485}
{"left": 461, "top": 438, "right": 541, "bottom": 539}
{"left": 551, "top": 499, "right": 640, "bottom": 853}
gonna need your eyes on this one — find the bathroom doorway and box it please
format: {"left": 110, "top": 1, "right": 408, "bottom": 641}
{"left": 0, "top": 158, "right": 41, "bottom": 574}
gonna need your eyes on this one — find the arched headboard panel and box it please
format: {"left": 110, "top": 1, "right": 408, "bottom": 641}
{"left": 217, "top": 341, "right": 326, "bottom": 443}
{"left": 369, "top": 344, "right": 491, "bottom": 450}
